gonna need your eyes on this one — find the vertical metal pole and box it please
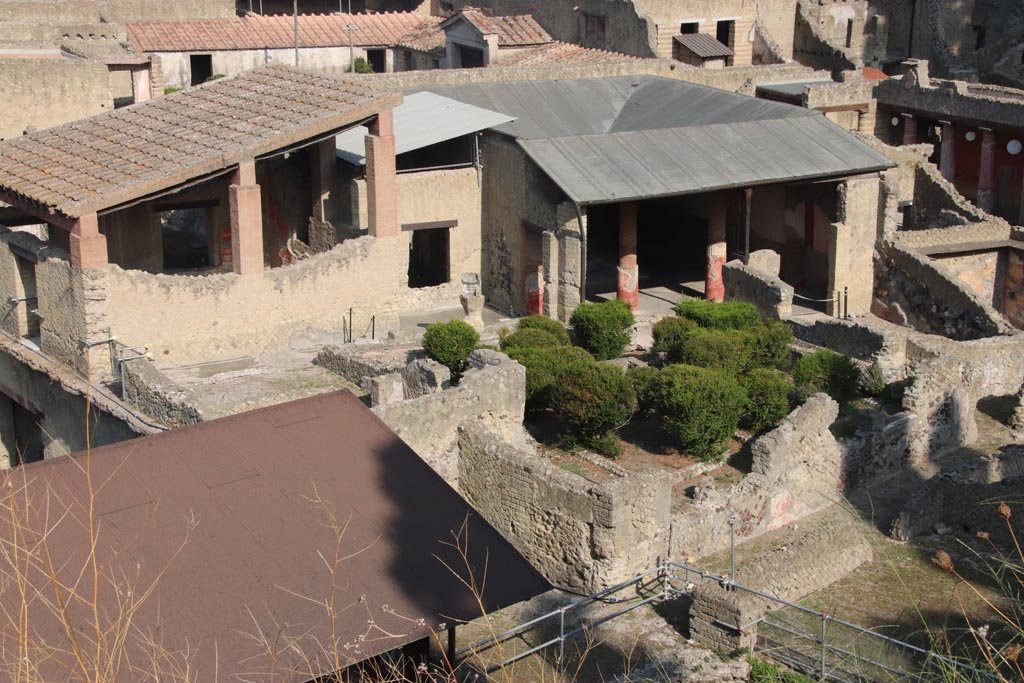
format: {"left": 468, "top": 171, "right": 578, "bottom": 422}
{"left": 259, "top": 0, "right": 263, "bottom": 14}
{"left": 349, "top": 307, "right": 353, "bottom": 343}
{"left": 843, "top": 286, "right": 849, "bottom": 319}
{"left": 293, "top": 0, "right": 299, "bottom": 67}
{"left": 819, "top": 614, "right": 827, "bottom": 681}
{"left": 729, "top": 515, "right": 736, "bottom": 585}
{"left": 371, "top": 315, "right": 375, "bottom": 340}
{"left": 558, "top": 607, "right": 565, "bottom": 667}
{"left": 348, "top": 24, "right": 355, "bottom": 72}
{"left": 447, "top": 626, "right": 457, "bottom": 668}
{"left": 743, "top": 188, "right": 752, "bottom": 265}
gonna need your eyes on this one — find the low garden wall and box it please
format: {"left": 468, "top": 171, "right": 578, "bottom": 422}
{"left": 722, "top": 258, "right": 794, "bottom": 320}
{"left": 121, "top": 357, "right": 203, "bottom": 428}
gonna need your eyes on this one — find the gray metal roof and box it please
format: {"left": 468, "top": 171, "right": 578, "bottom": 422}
{"left": 518, "top": 117, "right": 894, "bottom": 205}
{"left": 673, "top": 33, "right": 733, "bottom": 58}
{"left": 756, "top": 80, "right": 834, "bottom": 98}
{"left": 335, "top": 91, "right": 514, "bottom": 165}
{"left": 423, "top": 76, "right": 816, "bottom": 140}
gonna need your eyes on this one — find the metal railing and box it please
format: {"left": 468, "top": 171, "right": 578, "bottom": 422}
{"left": 341, "top": 307, "right": 376, "bottom": 344}
{"left": 792, "top": 286, "right": 849, "bottom": 319}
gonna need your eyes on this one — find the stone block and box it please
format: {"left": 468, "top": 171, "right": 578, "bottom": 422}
{"left": 368, "top": 372, "right": 405, "bottom": 407}
{"left": 746, "top": 249, "right": 781, "bottom": 277}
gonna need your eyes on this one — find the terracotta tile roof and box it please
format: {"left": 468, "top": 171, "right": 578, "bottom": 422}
{"left": 0, "top": 65, "right": 400, "bottom": 218}
{"left": 395, "top": 16, "right": 446, "bottom": 53}
{"left": 450, "top": 8, "right": 552, "bottom": 46}
{"left": 862, "top": 66, "right": 889, "bottom": 81}
{"left": 0, "top": 390, "right": 550, "bottom": 681}
{"left": 126, "top": 12, "right": 431, "bottom": 52}
{"left": 497, "top": 41, "right": 642, "bottom": 67}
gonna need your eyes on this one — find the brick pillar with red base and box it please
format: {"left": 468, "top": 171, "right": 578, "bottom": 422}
{"left": 705, "top": 193, "right": 727, "bottom": 301}
{"left": 365, "top": 110, "right": 398, "bottom": 239}
{"left": 977, "top": 128, "right": 997, "bottom": 213}
{"left": 617, "top": 201, "right": 639, "bottom": 309}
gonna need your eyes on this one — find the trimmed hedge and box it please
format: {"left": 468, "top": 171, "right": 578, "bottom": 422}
{"left": 745, "top": 319, "right": 793, "bottom": 369}
{"left": 652, "top": 316, "right": 697, "bottom": 357}
{"left": 674, "top": 297, "right": 761, "bottom": 330}
{"left": 500, "top": 327, "right": 563, "bottom": 352}
{"left": 516, "top": 315, "right": 571, "bottom": 345}
{"left": 570, "top": 300, "right": 635, "bottom": 361}
{"left": 793, "top": 350, "right": 861, "bottom": 404}
{"left": 552, "top": 362, "right": 636, "bottom": 457}
{"left": 627, "top": 365, "right": 663, "bottom": 416}
{"left": 742, "top": 368, "right": 792, "bottom": 433}
{"left": 507, "top": 346, "right": 594, "bottom": 411}
{"left": 671, "top": 327, "right": 753, "bottom": 375}
{"left": 659, "top": 364, "right": 747, "bottom": 461}
{"left": 422, "top": 320, "right": 479, "bottom": 378}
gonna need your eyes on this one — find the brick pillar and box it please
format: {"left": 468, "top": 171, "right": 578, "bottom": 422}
{"left": 310, "top": 137, "right": 336, "bottom": 222}
{"left": 617, "top": 201, "right": 639, "bottom": 309}
{"left": 149, "top": 55, "right": 164, "bottom": 97}
{"left": 901, "top": 114, "right": 917, "bottom": 145}
{"left": 705, "top": 193, "right": 727, "bottom": 302}
{"left": 857, "top": 102, "right": 876, "bottom": 136}
{"left": 939, "top": 121, "right": 956, "bottom": 182}
{"left": 977, "top": 128, "right": 997, "bottom": 213}
{"left": 228, "top": 159, "right": 264, "bottom": 275}
{"left": 365, "top": 111, "right": 398, "bottom": 238}
{"left": 69, "top": 213, "right": 108, "bottom": 270}
{"left": 131, "top": 66, "right": 152, "bottom": 103}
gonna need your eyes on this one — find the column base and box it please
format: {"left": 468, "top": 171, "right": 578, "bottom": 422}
{"left": 617, "top": 265, "right": 639, "bottom": 309}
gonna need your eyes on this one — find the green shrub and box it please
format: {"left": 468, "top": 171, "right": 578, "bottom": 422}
{"left": 749, "top": 657, "right": 812, "bottom": 683}
{"left": 674, "top": 297, "right": 761, "bottom": 330}
{"left": 659, "top": 364, "right": 746, "bottom": 461}
{"left": 516, "top": 315, "right": 570, "bottom": 345}
{"left": 507, "top": 346, "right": 594, "bottom": 411}
{"left": 652, "top": 316, "right": 697, "bottom": 356}
{"left": 742, "top": 368, "right": 792, "bottom": 433}
{"left": 422, "top": 320, "right": 479, "bottom": 378}
{"left": 671, "top": 327, "right": 753, "bottom": 374}
{"left": 744, "top": 319, "right": 793, "bottom": 369}
{"left": 793, "top": 350, "right": 861, "bottom": 404}
{"left": 569, "top": 300, "right": 635, "bottom": 361}
{"left": 627, "top": 365, "right": 663, "bottom": 415}
{"left": 347, "top": 56, "right": 374, "bottom": 73}
{"left": 552, "top": 362, "right": 636, "bottom": 457}
{"left": 859, "top": 364, "right": 887, "bottom": 397}
{"left": 500, "top": 327, "right": 562, "bottom": 352}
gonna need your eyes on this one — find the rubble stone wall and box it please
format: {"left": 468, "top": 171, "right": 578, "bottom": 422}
{"left": 722, "top": 259, "right": 794, "bottom": 319}
{"left": 0, "top": 58, "right": 112, "bottom": 141}
{"left": 121, "top": 358, "right": 203, "bottom": 428}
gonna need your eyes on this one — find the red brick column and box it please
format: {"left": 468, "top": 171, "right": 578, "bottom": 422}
{"left": 705, "top": 193, "right": 727, "bottom": 302}
{"left": 901, "top": 114, "right": 917, "bottom": 146}
{"left": 310, "top": 137, "right": 336, "bottom": 221}
{"left": 229, "top": 159, "right": 264, "bottom": 275}
{"left": 939, "top": 121, "right": 956, "bottom": 182}
{"left": 616, "top": 201, "right": 639, "bottom": 309}
{"left": 69, "top": 213, "right": 108, "bottom": 270}
{"left": 977, "top": 128, "right": 996, "bottom": 213}
{"left": 365, "top": 110, "right": 398, "bottom": 238}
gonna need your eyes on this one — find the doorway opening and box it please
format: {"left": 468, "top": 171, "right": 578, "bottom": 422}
{"left": 190, "top": 54, "right": 213, "bottom": 86}
{"left": 408, "top": 227, "right": 450, "bottom": 288}
{"left": 455, "top": 44, "right": 485, "bottom": 68}
{"left": 13, "top": 255, "right": 38, "bottom": 338}
{"left": 366, "top": 49, "right": 387, "bottom": 73}
{"left": 160, "top": 206, "right": 213, "bottom": 271}
{"left": 0, "top": 394, "right": 43, "bottom": 467}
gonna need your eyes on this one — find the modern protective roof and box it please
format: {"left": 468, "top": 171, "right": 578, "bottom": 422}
{"left": 0, "top": 65, "right": 400, "bottom": 218}
{"left": 424, "top": 76, "right": 894, "bottom": 204}
{"left": 335, "top": 91, "right": 514, "bottom": 166}
{"left": 673, "top": 33, "right": 733, "bottom": 58}
{"left": 127, "top": 12, "right": 437, "bottom": 52}
{"left": 0, "top": 390, "right": 549, "bottom": 681}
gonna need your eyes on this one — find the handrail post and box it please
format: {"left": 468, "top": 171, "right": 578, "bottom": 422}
{"left": 819, "top": 613, "right": 827, "bottom": 681}
{"left": 557, "top": 606, "right": 566, "bottom": 668}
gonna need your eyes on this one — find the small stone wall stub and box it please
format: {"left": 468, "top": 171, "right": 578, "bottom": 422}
{"left": 121, "top": 357, "right": 203, "bottom": 428}
{"left": 722, "top": 257, "right": 794, "bottom": 320}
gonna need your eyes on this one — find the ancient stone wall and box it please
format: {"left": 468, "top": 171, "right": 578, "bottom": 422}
{"left": 372, "top": 350, "right": 525, "bottom": 483}
{"left": 0, "top": 58, "right": 112, "bottom": 141}
{"left": 722, "top": 258, "right": 794, "bottom": 319}
{"left": 458, "top": 420, "right": 672, "bottom": 592}
{"left": 121, "top": 358, "right": 204, "bottom": 428}
{"left": 832, "top": 174, "right": 881, "bottom": 316}
{"left": 672, "top": 395, "right": 845, "bottom": 560}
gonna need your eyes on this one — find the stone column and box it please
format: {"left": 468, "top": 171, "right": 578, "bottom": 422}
{"left": 310, "top": 137, "right": 336, "bottom": 222}
{"left": 69, "top": 213, "right": 108, "bottom": 270}
{"left": 228, "top": 159, "right": 264, "bottom": 275}
{"left": 705, "top": 193, "right": 727, "bottom": 302}
{"left": 977, "top": 128, "right": 997, "bottom": 213}
{"left": 901, "top": 114, "right": 917, "bottom": 146}
{"left": 555, "top": 202, "right": 583, "bottom": 323}
{"left": 131, "top": 66, "right": 152, "bottom": 103}
{"left": 939, "top": 121, "right": 956, "bottom": 182}
{"left": 365, "top": 110, "right": 398, "bottom": 238}
{"left": 542, "top": 230, "right": 559, "bottom": 318}
{"left": 617, "top": 201, "right": 639, "bottom": 309}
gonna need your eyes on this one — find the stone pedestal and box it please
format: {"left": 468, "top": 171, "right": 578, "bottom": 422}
{"left": 461, "top": 293, "right": 485, "bottom": 330}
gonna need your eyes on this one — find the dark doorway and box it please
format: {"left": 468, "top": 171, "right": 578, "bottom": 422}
{"left": 161, "top": 207, "right": 213, "bottom": 271}
{"left": 456, "top": 44, "right": 485, "bottom": 68}
{"left": 190, "top": 54, "right": 213, "bottom": 86}
{"left": 366, "top": 49, "right": 387, "bottom": 73}
{"left": 14, "top": 255, "right": 38, "bottom": 338}
{"left": 1, "top": 396, "right": 44, "bottom": 467}
{"left": 716, "top": 20, "right": 734, "bottom": 48}
{"left": 680, "top": 22, "right": 699, "bottom": 34}
{"left": 408, "top": 227, "right": 450, "bottom": 288}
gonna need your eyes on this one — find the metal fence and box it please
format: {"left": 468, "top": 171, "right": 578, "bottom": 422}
{"left": 453, "top": 559, "right": 997, "bottom": 683}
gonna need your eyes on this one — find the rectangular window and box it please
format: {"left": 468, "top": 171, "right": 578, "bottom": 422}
{"left": 680, "top": 22, "right": 699, "bottom": 34}
{"left": 716, "top": 20, "right": 734, "bottom": 48}
{"left": 190, "top": 54, "right": 213, "bottom": 86}
{"left": 408, "top": 227, "right": 451, "bottom": 288}
{"left": 583, "top": 13, "right": 606, "bottom": 49}
{"left": 13, "top": 255, "right": 38, "bottom": 339}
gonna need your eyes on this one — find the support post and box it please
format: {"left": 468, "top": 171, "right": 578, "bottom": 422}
{"left": 69, "top": 213, "right": 108, "bottom": 270}
{"left": 130, "top": 66, "right": 152, "bottom": 103}
{"left": 901, "top": 114, "right": 917, "bottom": 146}
{"left": 229, "top": 159, "right": 264, "bottom": 275}
{"left": 310, "top": 137, "right": 336, "bottom": 222}
{"left": 939, "top": 121, "right": 956, "bottom": 182}
{"left": 743, "top": 188, "right": 753, "bottom": 265}
{"left": 705, "top": 193, "right": 727, "bottom": 301}
{"left": 447, "top": 626, "right": 457, "bottom": 667}
{"left": 977, "top": 128, "right": 996, "bottom": 213}
{"left": 616, "top": 201, "right": 639, "bottom": 309}
{"left": 365, "top": 111, "right": 398, "bottom": 238}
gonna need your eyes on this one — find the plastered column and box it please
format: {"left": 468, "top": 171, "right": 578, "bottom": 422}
{"left": 542, "top": 229, "right": 559, "bottom": 318}
{"left": 617, "top": 201, "right": 639, "bottom": 309}
{"left": 977, "top": 128, "right": 996, "bottom": 213}
{"left": 901, "top": 114, "right": 917, "bottom": 145}
{"left": 365, "top": 110, "right": 398, "bottom": 238}
{"left": 228, "top": 159, "right": 264, "bottom": 275}
{"left": 939, "top": 122, "right": 956, "bottom": 182}
{"left": 556, "top": 202, "right": 584, "bottom": 323}
{"left": 705, "top": 193, "right": 727, "bottom": 302}
{"left": 69, "top": 213, "right": 108, "bottom": 270}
